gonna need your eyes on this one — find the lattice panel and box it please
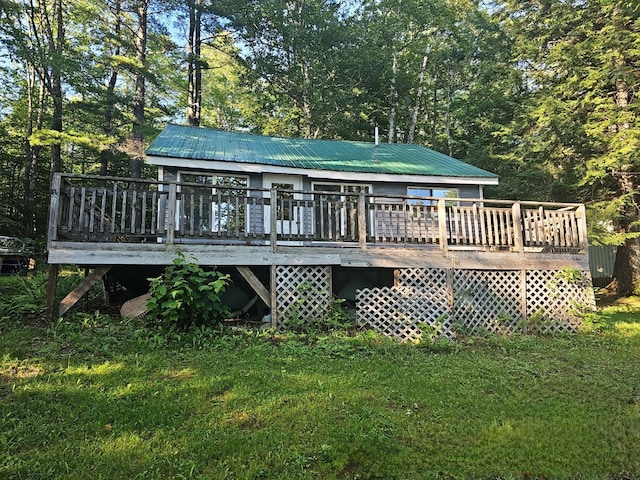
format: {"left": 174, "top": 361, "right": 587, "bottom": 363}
{"left": 275, "top": 265, "right": 331, "bottom": 328}
{"left": 453, "top": 270, "right": 522, "bottom": 334}
{"left": 350, "top": 267, "right": 595, "bottom": 341}
{"left": 357, "top": 268, "right": 454, "bottom": 342}
{"left": 396, "top": 268, "right": 449, "bottom": 292}
{"left": 526, "top": 270, "right": 595, "bottom": 334}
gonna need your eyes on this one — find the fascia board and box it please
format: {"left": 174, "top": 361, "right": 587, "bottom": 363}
{"left": 146, "top": 155, "right": 500, "bottom": 186}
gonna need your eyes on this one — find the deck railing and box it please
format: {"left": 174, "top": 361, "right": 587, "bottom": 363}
{"left": 48, "top": 173, "right": 588, "bottom": 253}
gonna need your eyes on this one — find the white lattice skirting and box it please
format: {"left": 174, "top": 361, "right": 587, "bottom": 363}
{"left": 275, "top": 265, "right": 331, "bottom": 328}
{"left": 356, "top": 268, "right": 595, "bottom": 342}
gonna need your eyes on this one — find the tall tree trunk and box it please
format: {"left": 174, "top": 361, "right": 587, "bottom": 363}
{"left": 187, "top": 0, "right": 202, "bottom": 126}
{"left": 23, "top": 66, "right": 45, "bottom": 236}
{"left": 388, "top": 51, "right": 398, "bottom": 143}
{"left": 445, "top": 73, "right": 453, "bottom": 157}
{"left": 407, "top": 54, "right": 428, "bottom": 144}
{"left": 607, "top": 42, "right": 639, "bottom": 295}
{"left": 609, "top": 170, "right": 640, "bottom": 295}
{"left": 430, "top": 84, "right": 437, "bottom": 149}
{"left": 301, "top": 60, "right": 313, "bottom": 138}
{"left": 131, "top": 0, "right": 149, "bottom": 179}
{"left": 40, "top": 0, "right": 64, "bottom": 175}
{"left": 101, "top": 0, "right": 121, "bottom": 177}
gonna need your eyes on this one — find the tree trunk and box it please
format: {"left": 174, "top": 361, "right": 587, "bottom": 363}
{"left": 131, "top": 0, "right": 149, "bottom": 179}
{"left": 609, "top": 237, "right": 640, "bottom": 297}
{"left": 40, "top": 0, "right": 64, "bottom": 175}
{"left": 23, "top": 66, "right": 45, "bottom": 236}
{"left": 101, "top": 0, "right": 121, "bottom": 177}
{"left": 388, "top": 51, "right": 398, "bottom": 143}
{"left": 608, "top": 170, "right": 640, "bottom": 296}
{"left": 407, "top": 54, "right": 428, "bottom": 144}
{"left": 445, "top": 73, "right": 453, "bottom": 157}
{"left": 187, "top": 0, "right": 202, "bottom": 127}
{"left": 430, "top": 85, "right": 437, "bottom": 149}
{"left": 607, "top": 44, "right": 638, "bottom": 295}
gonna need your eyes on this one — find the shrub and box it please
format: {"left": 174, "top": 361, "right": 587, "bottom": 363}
{"left": 146, "top": 252, "right": 230, "bottom": 330}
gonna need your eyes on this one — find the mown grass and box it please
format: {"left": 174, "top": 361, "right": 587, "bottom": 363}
{"left": 1, "top": 277, "right": 640, "bottom": 479}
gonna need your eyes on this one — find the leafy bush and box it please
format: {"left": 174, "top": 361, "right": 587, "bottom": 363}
{"left": 146, "top": 252, "right": 230, "bottom": 330}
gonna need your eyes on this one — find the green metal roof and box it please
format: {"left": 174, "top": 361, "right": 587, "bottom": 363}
{"left": 146, "top": 124, "right": 498, "bottom": 179}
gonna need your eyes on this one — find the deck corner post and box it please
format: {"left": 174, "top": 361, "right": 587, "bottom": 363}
{"left": 437, "top": 198, "right": 448, "bottom": 251}
{"left": 48, "top": 173, "right": 62, "bottom": 246}
{"left": 577, "top": 204, "right": 588, "bottom": 253}
{"left": 166, "top": 183, "right": 177, "bottom": 244}
{"left": 358, "top": 192, "right": 367, "bottom": 250}
{"left": 270, "top": 188, "right": 277, "bottom": 252}
{"left": 46, "top": 263, "right": 60, "bottom": 321}
{"left": 512, "top": 202, "right": 524, "bottom": 253}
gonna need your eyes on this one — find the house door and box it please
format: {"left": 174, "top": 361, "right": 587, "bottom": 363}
{"left": 263, "top": 174, "right": 304, "bottom": 235}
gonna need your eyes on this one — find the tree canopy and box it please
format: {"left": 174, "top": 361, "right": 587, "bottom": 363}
{"left": 0, "top": 0, "right": 638, "bottom": 293}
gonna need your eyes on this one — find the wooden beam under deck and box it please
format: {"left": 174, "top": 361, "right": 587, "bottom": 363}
{"left": 48, "top": 241, "right": 590, "bottom": 272}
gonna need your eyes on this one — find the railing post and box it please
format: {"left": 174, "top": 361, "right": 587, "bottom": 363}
{"left": 166, "top": 183, "right": 177, "bottom": 245}
{"left": 512, "top": 202, "right": 524, "bottom": 253}
{"left": 48, "top": 173, "right": 62, "bottom": 247}
{"left": 270, "top": 188, "right": 278, "bottom": 252}
{"left": 438, "top": 198, "right": 448, "bottom": 251}
{"left": 577, "top": 204, "right": 588, "bottom": 253}
{"left": 358, "top": 192, "right": 367, "bottom": 250}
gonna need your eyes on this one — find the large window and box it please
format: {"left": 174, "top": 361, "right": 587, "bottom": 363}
{"left": 180, "top": 173, "right": 248, "bottom": 191}
{"left": 407, "top": 187, "right": 458, "bottom": 206}
{"left": 178, "top": 173, "right": 249, "bottom": 234}
{"left": 312, "top": 183, "right": 371, "bottom": 200}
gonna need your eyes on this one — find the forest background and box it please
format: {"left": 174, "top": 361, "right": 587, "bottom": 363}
{"left": 0, "top": 0, "right": 638, "bottom": 294}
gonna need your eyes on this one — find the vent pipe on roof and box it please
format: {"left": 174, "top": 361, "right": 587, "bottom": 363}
{"left": 375, "top": 126, "right": 379, "bottom": 146}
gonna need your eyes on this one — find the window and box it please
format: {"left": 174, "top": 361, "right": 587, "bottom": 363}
{"left": 313, "top": 183, "right": 371, "bottom": 201}
{"left": 407, "top": 187, "right": 458, "bottom": 206}
{"left": 180, "top": 173, "right": 248, "bottom": 192}
{"left": 271, "top": 182, "right": 295, "bottom": 220}
{"left": 178, "top": 173, "right": 249, "bottom": 233}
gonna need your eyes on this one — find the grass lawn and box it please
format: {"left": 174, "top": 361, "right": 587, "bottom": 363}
{"left": 1, "top": 277, "right": 640, "bottom": 479}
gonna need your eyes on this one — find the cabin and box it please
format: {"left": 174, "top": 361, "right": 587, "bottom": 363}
{"left": 47, "top": 125, "right": 595, "bottom": 341}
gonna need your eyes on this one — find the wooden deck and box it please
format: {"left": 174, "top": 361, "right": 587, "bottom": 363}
{"left": 47, "top": 173, "right": 590, "bottom": 271}
{"left": 46, "top": 173, "right": 594, "bottom": 326}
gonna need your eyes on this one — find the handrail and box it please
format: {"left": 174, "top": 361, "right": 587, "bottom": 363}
{"left": 48, "top": 173, "right": 588, "bottom": 254}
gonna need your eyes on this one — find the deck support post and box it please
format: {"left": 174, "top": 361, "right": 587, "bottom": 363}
{"left": 46, "top": 264, "right": 60, "bottom": 320}
{"left": 358, "top": 192, "right": 367, "bottom": 250}
{"left": 270, "top": 264, "right": 277, "bottom": 328}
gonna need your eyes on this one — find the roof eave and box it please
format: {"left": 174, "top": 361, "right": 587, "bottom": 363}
{"left": 147, "top": 155, "right": 499, "bottom": 186}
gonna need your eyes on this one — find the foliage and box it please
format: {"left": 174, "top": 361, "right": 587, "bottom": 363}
{"left": 2, "top": 299, "right": 640, "bottom": 478}
{"left": 495, "top": 0, "right": 640, "bottom": 292}
{"left": 146, "top": 251, "right": 230, "bottom": 330}
{"left": 280, "top": 280, "right": 357, "bottom": 335}
{"left": 1, "top": 0, "right": 639, "bottom": 291}
{"left": 0, "top": 269, "right": 104, "bottom": 320}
